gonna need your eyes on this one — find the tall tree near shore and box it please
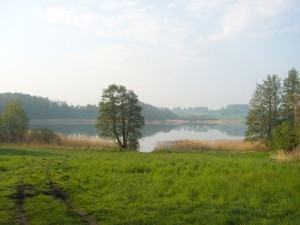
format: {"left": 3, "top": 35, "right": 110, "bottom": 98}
{"left": 96, "top": 84, "right": 145, "bottom": 150}
{"left": 245, "top": 75, "right": 282, "bottom": 146}
{"left": 1, "top": 100, "right": 29, "bottom": 142}
{"left": 282, "top": 68, "right": 300, "bottom": 124}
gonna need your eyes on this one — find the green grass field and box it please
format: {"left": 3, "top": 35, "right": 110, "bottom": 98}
{"left": 0, "top": 145, "right": 299, "bottom": 225}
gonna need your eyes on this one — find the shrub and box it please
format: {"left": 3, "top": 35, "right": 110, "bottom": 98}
{"left": 272, "top": 121, "right": 299, "bottom": 153}
{"left": 27, "top": 128, "right": 61, "bottom": 145}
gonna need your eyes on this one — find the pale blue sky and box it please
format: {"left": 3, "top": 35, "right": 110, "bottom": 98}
{"left": 1, "top": 0, "right": 300, "bottom": 109}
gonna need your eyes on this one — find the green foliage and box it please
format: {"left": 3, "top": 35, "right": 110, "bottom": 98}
{"left": 246, "top": 69, "right": 300, "bottom": 151}
{"left": 272, "top": 121, "right": 299, "bottom": 153}
{"left": 0, "top": 100, "right": 29, "bottom": 142}
{"left": 0, "top": 146, "right": 299, "bottom": 225}
{"left": 246, "top": 75, "right": 282, "bottom": 146}
{"left": 27, "top": 128, "right": 62, "bottom": 145}
{"left": 96, "top": 84, "right": 145, "bottom": 150}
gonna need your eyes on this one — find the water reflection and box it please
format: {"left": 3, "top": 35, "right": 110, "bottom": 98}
{"left": 30, "top": 121, "right": 246, "bottom": 152}
{"left": 140, "top": 123, "right": 246, "bottom": 152}
{"left": 30, "top": 122, "right": 97, "bottom": 136}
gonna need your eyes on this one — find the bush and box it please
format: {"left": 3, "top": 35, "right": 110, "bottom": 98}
{"left": 272, "top": 121, "right": 299, "bottom": 153}
{"left": 27, "top": 128, "right": 61, "bottom": 145}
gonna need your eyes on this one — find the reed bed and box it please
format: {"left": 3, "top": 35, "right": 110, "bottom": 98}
{"left": 58, "top": 134, "right": 117, "bottom": 149}
{"left": 24, "top": 129, "right": 117, "bottom": 149}
{"left": 154, "top": 139, "right": 266, "bottom": 152}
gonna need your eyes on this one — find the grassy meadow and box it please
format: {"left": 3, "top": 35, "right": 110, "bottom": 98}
{"left": 0, "top": 145, "right": 299, "bottom": 225}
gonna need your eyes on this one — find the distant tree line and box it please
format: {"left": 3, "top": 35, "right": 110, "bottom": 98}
{"left": 0, "top": 93, "right": 178, "bottom": 121}
{"left": 172, "top": 104, "right": 249, "bottom": 121}
{"left": 0, "top": 93, "right": 250, "bottom": 122}
{"left": 0, "top": 93, "right": 98, "bottom": 119}
{"left": 246, "top": 68, "right": 300, "bottom": 152}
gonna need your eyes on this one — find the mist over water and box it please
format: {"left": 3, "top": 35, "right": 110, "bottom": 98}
{"left": 30, "top": 121, "right": 246, "bottom": 152}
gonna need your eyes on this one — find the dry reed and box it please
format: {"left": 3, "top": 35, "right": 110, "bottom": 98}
{"left": 154, "top": 139, "right": 266, "bottom": 152}
{"left": 272, "top": 149, "right": 300, "bottom": 162}
{"left": 58, "top": 134, "right": 117, "bottom": 149}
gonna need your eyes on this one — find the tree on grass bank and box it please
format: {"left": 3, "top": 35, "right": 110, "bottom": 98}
{"left": 246, "top": 68, "right": 300, "bottom": 152}
{"left": 0, "top": 100, "right": 29, "bottom": 142}
{"left": 96, "top": 84, "right": 145, "bottom": 150}
{"left": 245, "top": 75, "right": 282, "bottom": 147}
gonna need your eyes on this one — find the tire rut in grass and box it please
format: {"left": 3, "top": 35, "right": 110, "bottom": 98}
{"left": 10, "top": 184, "right": 35, "bottom": 225}
{"left": 44, "top": 159, "right": 99, "bottom": 225}
{"left": 44, "top": 181, "right": 99, "bottom": 225}
{"left": 10, "top": 182, "right": 99, "bottom": 225}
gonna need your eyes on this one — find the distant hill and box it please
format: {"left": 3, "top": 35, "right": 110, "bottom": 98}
{"left": 0, "top": 93, "right": 178, "bottom": 121}
{"left": 139, "top": 102, "right": 178, "bottom": 121}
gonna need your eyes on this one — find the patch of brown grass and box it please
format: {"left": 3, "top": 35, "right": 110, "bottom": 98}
{"left": 154, "top": 139, "right": 266, "bottom": 152}
{"left": 272, "top": 149, "right": 300, "bottom": 162}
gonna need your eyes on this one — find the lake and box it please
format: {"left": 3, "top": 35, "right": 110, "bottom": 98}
{"left": 30, "top": 120, "right": 246, "bottom": 152}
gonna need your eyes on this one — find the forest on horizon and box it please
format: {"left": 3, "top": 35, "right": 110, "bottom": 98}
{"left": 0, "top": 93, "right": 248, "bottom": 121}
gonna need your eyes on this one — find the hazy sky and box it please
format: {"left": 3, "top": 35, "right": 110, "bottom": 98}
{"left": 1, "top": 0, "right": 300, "bottom": 109}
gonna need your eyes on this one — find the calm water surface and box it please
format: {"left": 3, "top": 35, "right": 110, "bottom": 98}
{"left": 30, "top": 121, "right": 246, "bottom": 152}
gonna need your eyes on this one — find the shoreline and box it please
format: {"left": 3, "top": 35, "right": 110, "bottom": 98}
{"left": 146, "top": 119, "right": 245, "bottom": 125}
{"left": 30, "top": 119, "right": 244, "bottom": 125}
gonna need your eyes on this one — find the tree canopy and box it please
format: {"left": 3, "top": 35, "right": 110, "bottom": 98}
{"left": 96, "top": 84, "right": 145, "bottom": 150}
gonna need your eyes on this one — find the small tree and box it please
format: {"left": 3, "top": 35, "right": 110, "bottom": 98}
{"left": 245, "top": 75, "right": 282, "bottom": 146}
{"left": 1, "top": 100, "right": 29, "bottom": 142}
{"left": 96, "top": 84, "right": 145, "bottom": 150}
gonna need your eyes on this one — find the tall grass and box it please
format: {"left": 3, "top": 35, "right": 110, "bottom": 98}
{"left": 154, "top": 139, "right": 266, "bottom": 152}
